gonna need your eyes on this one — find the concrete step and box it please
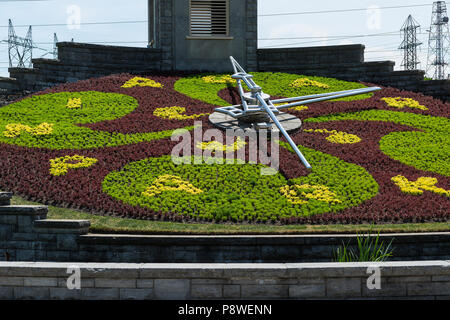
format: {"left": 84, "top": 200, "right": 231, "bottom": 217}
{"left": 34, "top": 219, "right": 90, "bottom": 234}
{"left": 0, "top": 205, "right": 48, "bottom": 216}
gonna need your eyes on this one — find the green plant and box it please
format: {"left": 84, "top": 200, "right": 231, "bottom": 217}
{"left": 306, "top": 110, "right": 450, "bottom": 176}
{"left": 0, "top": 91, "right": 182, "bottom": 149}
{"left": 174, "top": 72, "right": 372, "bottom": 107}
{"left": 333, "top": 226, "right": 394, "bottom": 262}
{"left": 101, "top": 143, "right": 378, "bottom": 222}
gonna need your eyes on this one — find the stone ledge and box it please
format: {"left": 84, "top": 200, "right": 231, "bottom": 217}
{"left": 33, "top": 220, "right": 90, "bottom": 235}
{"left": 258, "top": 44, "right": 365, "bottom": 54}
{"left": 8, "top": 67, "right": 40, "bottom": 74}
{"left": 0, "top": 205, "right": 48, "bottom": 216}
{"left": 34, "top": 220, "right": 90, "bottom": 229}
{"left": 0, "top": 260, "right": 447, "bottom": 276}
{"left": 0, "top": 77, "right": 18, "bottom": 84}
{"left": 0, "top": 192, "right": 13, "bottom": 206}
{"left": 77, "top": 232, "right": 450, "bottom": 246}
{"left": 57, "top": 42, "right": 162, "bottom": 53}
{"left": 31, "top": 58, "right": 62, "bottom": 65}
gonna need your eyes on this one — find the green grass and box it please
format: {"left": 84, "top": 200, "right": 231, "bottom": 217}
{"left": 10, "top": 195, "right": 450, "bottom": 235}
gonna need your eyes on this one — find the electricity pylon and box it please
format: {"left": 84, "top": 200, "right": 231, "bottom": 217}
{"left": 426, "top": 1, "right": 450, "bottom": 79}
{"left": 399, "top": 15, "right": 422, "bottom": 71}
{"left": 52, "top": 33, "right": 58, "bottom": 59}
{"left": 7, "top": 19, "right": 33, "bottom": 68}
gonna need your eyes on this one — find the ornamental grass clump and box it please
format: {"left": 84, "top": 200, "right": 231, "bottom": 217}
{"left": 333, "top": 227, "right": 394, "bottom": 262}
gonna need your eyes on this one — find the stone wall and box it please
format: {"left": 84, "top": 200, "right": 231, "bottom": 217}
{"left": 257, "top": 45, "right": 396, "bottom": 82}
{"left": 1, "top": 192, "right": 450, "bottom": 264}
{"left": 2, "top": 42, "right": 162, "bottom": 93}
{"left": 2, "top": 41, "right": 450, "bottom": 101}
{"left": 0, "top": 261, "right": 449, "bottom": 300}
{"left": 257, "top": 44, "right": 450, "bottom": 101}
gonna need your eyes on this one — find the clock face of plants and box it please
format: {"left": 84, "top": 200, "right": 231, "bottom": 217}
{"left": 0, "top": 72, "right": 448, "bottom": 224}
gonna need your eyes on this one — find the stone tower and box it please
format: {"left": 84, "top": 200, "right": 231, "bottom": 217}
{"left": 148, "top": 0, "right": 258, "bottom": 72}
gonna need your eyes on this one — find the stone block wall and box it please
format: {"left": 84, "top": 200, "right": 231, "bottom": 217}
{"left": 1, "top": 192, "right": 450, "bottom": 264}
{"left": 258, "top": 45, "right": 365, "bottom": 69}
{"left": 2, "top": 40, "right": 450, "bottom": 101}
{"left": 4, "top": 42, "right": 162, "bottom": 93}
{"left": 257, "top": 45, "right": 450, "bottom": 102}
{"left": 1, "top": 192, "right": 449, "bottom": 299}
{"left": 0, "top": 261, "right": 449, "bottom": 300}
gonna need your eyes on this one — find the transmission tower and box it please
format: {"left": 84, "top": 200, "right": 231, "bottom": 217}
{"left": 426, "top": 1, "right": 450, "bottom": 79}
{"left": 52, "top": 33, "right": 58, "bottom": 59}
{"left": 7, "top": 19, "right": 33, "bottom": 68}
{"left": 399, "top": 15, "right": 422, "bottom": 70}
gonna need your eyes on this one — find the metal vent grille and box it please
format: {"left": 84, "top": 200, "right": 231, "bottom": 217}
{"left": 190, "top": 0, "right": 228, "bottom": 36}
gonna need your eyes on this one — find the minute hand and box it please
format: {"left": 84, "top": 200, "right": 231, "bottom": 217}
{"left": 255, "top": 92, "right": 312, "bottom": 169}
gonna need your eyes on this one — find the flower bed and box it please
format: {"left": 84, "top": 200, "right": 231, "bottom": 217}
{"left": 0, "top": 72, "right": 448, "bottom": 225}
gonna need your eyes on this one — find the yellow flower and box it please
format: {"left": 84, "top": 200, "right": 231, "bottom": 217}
{"left": 290, "top": 78, "right": 330, "bottom": 89}
{"left": 391, "top": 175, "right": 449, "bottom": 197}
{"left": 3, "top": 123, "right": 54, "bottom": 138}
{"left": 289, "top": 105, "right": 309, "bottom": 112}
{"left": 304, "top": 128, "right": 361, "bottom": 144}
{"left": 121, "top": 77, "right": 163, "bottom": 88}
{"left": 196, "top": 137, "right": 247, "bottom": 153}
{"left": 202, "top": 75, "right": 234, "bottom": 84}
{"left": 67, "top": 98, "right": 82, "bottom": 109}
{"left": 275, "top": 102, "right": 309, "bottom": 112}
{"left": 381, "top": 97, "right": 428, "bottom": 111}
{"left": 50, "top": 155, "right": 98, "bottom": 176}
{"left": 153, "top": 106, "right": 209, "bottom": 120}
{"left": 142, "top": 175, "right": 203, "bottom": 197}
{"left": 280, "top": 184, "right": 341, "bottom": 205}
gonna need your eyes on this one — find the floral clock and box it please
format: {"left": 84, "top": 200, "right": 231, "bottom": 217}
{"left": 0, "top": 72, "right": 448, "bottom": 224}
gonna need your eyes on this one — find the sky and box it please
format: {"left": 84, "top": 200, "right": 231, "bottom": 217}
{"left": 0, "top": 0, "right": 441, "bottom": 77}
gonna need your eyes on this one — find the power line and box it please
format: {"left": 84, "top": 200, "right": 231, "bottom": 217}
{"left": 259, "top": 3, "right": 437, "bottom": 17}
{"left": 259, "top": 31, "right": 431, "bottom": 41}
{"left": 0, "top": 20, "right": 148, "bottom": 29}
{"left": 0, "top": 3, "right": 444, "bottom": 29}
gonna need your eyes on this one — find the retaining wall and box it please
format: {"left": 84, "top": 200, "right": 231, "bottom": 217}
{"left": 0, "top": 261, "right": 449, "bottom": 300}
{"left": 257, "top": 45, "right": 450, "bottom": 101}
{"left": 2, "top": 42, "right": 162, "bottom": 93}
{"left": 2, "top": 42, "right": 450, "bottom": 102}
{"left": 1, "top": 192, "right": 450, "bottom": 264}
